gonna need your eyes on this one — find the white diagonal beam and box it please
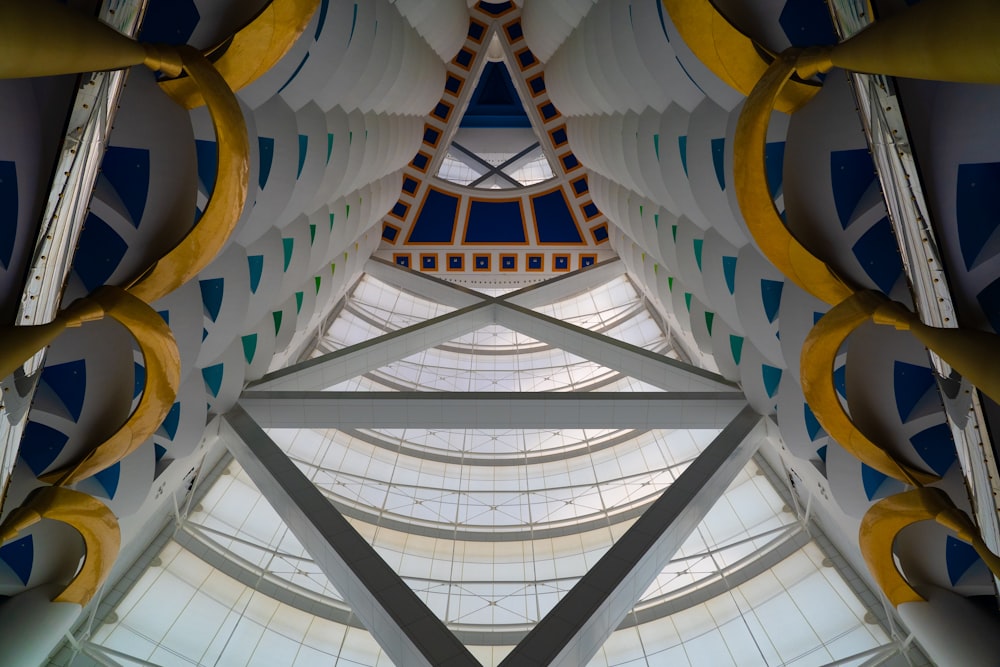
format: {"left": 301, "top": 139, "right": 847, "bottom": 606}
{"left": 365, "top": 257, "right": 487, "bottom": 308}
{"left": 501, "top": 258, "right": 625, "bottom": 309}
{"left": 499, "top": 405, "right": 766, "bottom": 667}
{"left": 221, "top": 405, "right": 481, "bottom": 667}
{"left": 239, "top": 391, "right": 746, "bottom": 429}
{"left": 495, "top": 301, "right": 735, "bottom": 392}
{"left": 249, "top": 302, "right": 495, "bottom": 391}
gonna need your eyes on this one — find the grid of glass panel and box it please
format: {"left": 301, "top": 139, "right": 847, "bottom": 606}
{"left": 87, "top": 272, "right": 894, "bottom": 666}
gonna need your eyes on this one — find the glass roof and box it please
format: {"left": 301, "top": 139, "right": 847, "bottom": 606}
{"left": 87, "top": 271, "right": 893, "bottom": 666}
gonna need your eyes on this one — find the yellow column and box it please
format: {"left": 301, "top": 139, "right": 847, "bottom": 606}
{"left": 0, "top": 0, "right": 181, "bottom": 78}
{"left": 796, "top": 0, "right": 1000, "bottom": 84}
{"left": 0, "top": 299, "right": 104, "bottom": 380}
{"left": 873, "top": 301, "right": 1000, "bottom": 405}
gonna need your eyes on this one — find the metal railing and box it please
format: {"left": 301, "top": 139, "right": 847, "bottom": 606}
{"left": 0, "top": 0, "right": 148, "bottom": 508}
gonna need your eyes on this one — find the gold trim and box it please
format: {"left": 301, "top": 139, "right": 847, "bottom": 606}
{"left": 0, "top": 486, "right": 120, "bottom": 606}
{"left": 800, "top": 291, "right": 937, "bottom": 485}
{"left": 40, "top": 287, "right": 181, "bottom": 485}
{"left": 661, "top": 0, "right": 820, "bottom": 113}
{"left": 158, "top": 0, "right": 321, "bottom": 108}
{"left": 733, "top": 52, "right": 854, "bottom": 306}
{"left": 128, "top": 45, "right": 250, "bottom": 304}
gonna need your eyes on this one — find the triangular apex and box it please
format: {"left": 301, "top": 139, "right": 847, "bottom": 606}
{"left": 462, "top": 61, "right": 530, "bottom": 128}
{"left": 438, "top": 35, "right": 554, "bottom": 188}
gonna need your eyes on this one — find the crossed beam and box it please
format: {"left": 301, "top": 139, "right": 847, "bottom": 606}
{"left": 232, "top": 259, "right": 754, "bottom": 667}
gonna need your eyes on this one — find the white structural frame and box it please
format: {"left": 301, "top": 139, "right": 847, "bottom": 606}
{"left": 223, "top": 261, "right": 766, "bottom": 665}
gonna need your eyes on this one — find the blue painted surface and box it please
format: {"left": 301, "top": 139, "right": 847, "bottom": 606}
{"left": 247, "top": 255, "right": 264, "bottom": 294}
{"left": 582, "top": 202, "right": 598, "bottom": 218}
{"left": 154, "top": 443, "right": 168, "bottom": 462}
{"left": 297, "top": 135, "right": 308, "bottom": 178}
{"left": 409, "top": 190, "right": 459, "bottom": 243}
{"left": 74, "top": 213, "right": 128, "bottom": 291}
{"left": 0, "top": 535, "right": 33, "bottom": 585}
{"left": 19, "top": 422, "right": 69, "bottom": 476}
{"left": 0, "top": 160, "right": 17, "bottom": 269}
{"left": 678, "top": 136, "right": 688, "bottom": 176}
{"left": 411, "top": 153, "right": 429, "bottom": 171}
{"left": 315, "top": 0, "right": 329, "bottom": 39}
{"left": 382, "top": 225, "right": 399, "bottom": 242}
{"left": 779, "top": 0, "right": 839, "bottom": 46}
{"left": 468, "top": 20, "right": 486, "bottom": 41}
{"left": 893, "top": 361, "right": 936, "bottom": 422}
{"left": 160, "top": 402, "right": 180, "bottom": 440}
{"left": 852, "top": 216, "right": 903, "bottom": 293}
{"left": 133, "top": 362, "right": 145, "bottom": 400}
{"left": 461, "top": 62, "right": 529, "bottom": 128}
{"left": 202, "top": 364, "right": 224, "bottom": 397}
{"left": 258, "top": 137, "right": 275, "bottom": 190}
{"left": 977, "top": 276, "right": 1000, "bottom": 332}
{"left": 711, "top": 138, "right": 726, "bottom": 190}
{"left": 946, "top": 535, "right": 981, "bottom": 585}
{"left": 101, "top": 146, "right": 150, "bottom": 228}
{"left": 199, "top": 278, "right": 225, "bottom": 322}
{"left": 465, "top": 199, "right": 526, "bottom": 243}
{"left": 722, "top": 256, "right": 737, "bottom": 294}
{"left": 833, "top": 364, "right": 847, "bottom": 399}
{"left": 195, "top": 140, "right": 218, "bottom": 194}
{"left": 139, "top": 0, "right": 200, "bottom": 44}
{"left": 861, "top": 463, "right": 888, "bottom": 500}
{"left": 760, "top": 279, "right": 784, "bottom": 323}
{"left": 804, "top": 403, "right": 823, "bottom": 440}
{"left": 277, "top": 53, "right": 310, "bottom": 95}
{"left": 693, "top": 239, "right": 704, "bottom": 270}
{"left": 909, "top": 423, "right": 956, "bottom": 476}
{"left": 92, "top": 462, "right": 120, "bottom": 499}
{"left": 762, "top": 365, "right": 782, "bottom": 398}
{"left": 532, "top": 190, "right": 583, "bottom": 244}
{"left": 479, "top": 1, "right": 513, "bottom": 15}
{"left": 517, "top": 49, "right": 537, "bottom": 69}
{"left": 830, "top": 148, "right": 877, "bottom": 229}
{"left": 956, "top": 162, "right": 1000, "bottom": 270}
{"left": 816, "top": 445, "right": 828, "bottom": 463}
{"left": 40, "top": 360, "right": 86, "bottom": 422}
{"left": 592, "top": 225, "right": 609, "bottom": 243}
{"left": 765, "top": 142, "right": 786, "bottom": 199}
